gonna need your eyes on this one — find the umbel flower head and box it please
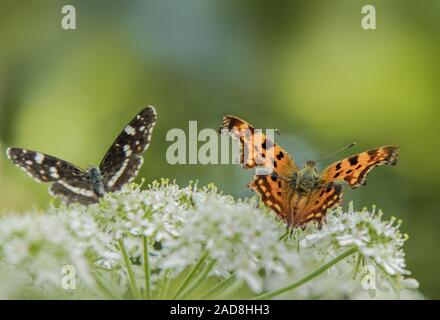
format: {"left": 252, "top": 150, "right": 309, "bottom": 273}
{"left": 294, "top": 204, "right": 419, "bottom": 297}
{"left": 0, "top": 180, "right": 421, "bottom": 299}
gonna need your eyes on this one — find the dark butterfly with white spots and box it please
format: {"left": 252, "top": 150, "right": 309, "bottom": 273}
{"left": 6, "top": 106, "right": 157, "bottom": 205}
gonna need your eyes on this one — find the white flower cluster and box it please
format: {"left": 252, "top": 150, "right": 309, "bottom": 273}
{"left": 0, "top": 209, "right": 110, "bottom": 298}
{"left": 292, "top": 204, "right": 420, "bottom": 298}
{"left": 162, "top": 185, "right": 301, "bottom": 293}
{"left": 0, "top": 181, "right": 421, "bottom": 299}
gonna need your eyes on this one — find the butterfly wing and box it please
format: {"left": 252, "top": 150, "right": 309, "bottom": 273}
{"left": 221, "top": 115, "right": 299, "bottom": 178}
{"left": 291, "top": 183, "right": 343, "bottom": 227}
{"left": 222, "top": 116, "right": 304, "bottom": 226}
{"left": 250, "top": 174, "right": 343, "bottom": 228}
{"left": 100, "top": 106, "right": 157, "bottom": 192}
{"left": 249, "top": 174, "right": 293, "bottom": 222}
{"left": 49, "top": 183, "right": 98, "bottom": 205}
{"left": 6, "top": 147, "right": 97, "bottom": 204}
{"left": 321, "top": 145, "right": 399, "bottom": 188}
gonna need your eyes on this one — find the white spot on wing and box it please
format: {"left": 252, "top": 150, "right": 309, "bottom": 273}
{"left": 6, "top": 148, "right": 18, "bottom": 160}
{"left": 130, "top": 157, "right": 143, "bottom": 183}
{"left": 35, "top": 153, "right": 45, "bottom": 164}
{"left": 16, "top": 166, "right": 43, "bottom": 183}
{"left": 123, "top": 144, "right": 132, "bottom": 156}
{"left": 50, "top": 172, "right": 60, "bottom": 179}
{"left": 124, "top": 125, "right": 136, "bottom": 136}
{"left": 107, "top": 158, "right": 130, "bottom": 187}
{"left": 59, "top": 181, "right": 95, "bottom": 197}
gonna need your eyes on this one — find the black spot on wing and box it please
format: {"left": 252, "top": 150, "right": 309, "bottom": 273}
{"left": 325, "top": 184, "right": 333, "bottom": 193}
{"left": 276, "top": 151, "right": 284, "bottom": 161}
{"left": 367, "top": 149, "right": 378, "bottom": 158}
{"left": 348, "top": 155, "right": 359, "bottom": 166}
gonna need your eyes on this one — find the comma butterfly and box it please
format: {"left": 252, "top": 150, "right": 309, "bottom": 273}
{"left": 221, "top": 115, "right": 399, "bottom": 228}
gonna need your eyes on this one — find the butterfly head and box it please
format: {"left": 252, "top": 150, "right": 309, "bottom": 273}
{"left": 301, "top": 160, "right": 318, "bottom": 178}
{"left": 86, "top": 166, "right": 99, "bottom": 175}
{"left": 294, "top": 160, "right": 319, "bottom": 193}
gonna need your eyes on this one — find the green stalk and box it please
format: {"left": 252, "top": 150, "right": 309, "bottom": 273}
{"left": 92, "top": 271, "right": 119, "bottom": 300}
{"left": 179, "top": 259, "right": 216, "bottom": 299}
{"left": 142, "top": 235, "right": 152, "bottom": 299}
{"left": 252, "top": 247, "right": 357, "bottom": 300}
{"left": 118, "top": 238, "right": 142, "bottom": 299}
{"left": 215, "top": 279, "right": 244, "bottom": 299}
{"left": 278, "top": 231, "right": 289, "bottom": 241}
{"left": 160, "top": 272, "right": 173, "bottom": 299}
{"left": 172, "top": 251, "right": 209, "bottom": 299}
{"left": 353, "top": 252, "right": 362, "bottom": 279}
{"left": 200, "top": 274, "right": 237, "bottom": 300}
{"left": 155, "top": 270, "right": 170, "bottom": 299}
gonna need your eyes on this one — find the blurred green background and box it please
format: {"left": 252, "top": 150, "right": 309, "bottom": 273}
{"left": 0, "top": 0, "right": 439, "bottom": 298}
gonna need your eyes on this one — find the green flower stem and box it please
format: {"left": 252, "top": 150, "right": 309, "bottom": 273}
{"left": 353, "top": 252, "right": 362, "bottom": 279}
{"left": 252, "top": 247, "right": 358, "bottom": 300}
{"left": 200, "top": 274, "right": 237, "bottom": 300}
{"left": 216, "top": 279, "right": 244, "bottom": 299}
{"left": 172, "top": 251, "right": 209, "bottom": 299}
{"left": 180, "top": 259, "right": 216, "bottom": 299}
{"left": 142, "top": 235, "right": 152, "bottom": 299}
{"left": 92, "top": 271, "right": 119, "bottom": 300}
{"left": 278, "top": 231, "right": 289, "bottom": 241}
{"left": 155, "top": 270, "right": 171, "bottom": 299}
{"left": 118, "top": 238, "right": 142, "bottom": 300}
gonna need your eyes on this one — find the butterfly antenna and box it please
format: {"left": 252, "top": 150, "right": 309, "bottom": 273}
{"left": 315, "top": 142, "right": 356, "bottom": 163}
{"left": 273, "top": 129, "right": 308, "bottom": 162}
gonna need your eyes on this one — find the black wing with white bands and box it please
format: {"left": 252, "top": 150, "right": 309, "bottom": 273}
{"left": 6, "top": 148, "right": 98, "bottom": 204}
{"left": 99, "top": 106, "right": 157, "bottom": 192}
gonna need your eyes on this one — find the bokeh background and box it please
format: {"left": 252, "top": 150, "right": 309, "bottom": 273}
{"left": 0, "top": 0, "right": 439, "bottom": 298}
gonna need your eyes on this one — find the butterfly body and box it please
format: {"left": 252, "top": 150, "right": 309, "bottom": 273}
{"left": 293, "top": 161, "right": 321, "bottom": 194}
{"left": 7, "top": 106, "right": 157, "bottom": 205}
{"left": 86, "top": 166, "right": 106, "bottom": 198}
{"left": 221, "top": 115, "right": 399, "bottom": 228}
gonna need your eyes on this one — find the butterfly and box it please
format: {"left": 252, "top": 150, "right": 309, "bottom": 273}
{"left": 6, "top": 106, "right": 157, "bottom": 205}
{"left": 220, "top": 115, "right": 399, "bottom": 228}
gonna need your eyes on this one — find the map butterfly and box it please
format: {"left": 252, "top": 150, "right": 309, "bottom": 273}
{"left": 7, "top": 106, "right": 157, "bottom": 205}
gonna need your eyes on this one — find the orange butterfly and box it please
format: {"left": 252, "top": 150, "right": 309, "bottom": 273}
{"left": 220, "top": 115, "right": 399, "bottom": 228}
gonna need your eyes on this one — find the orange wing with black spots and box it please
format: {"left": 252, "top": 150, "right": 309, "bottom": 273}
{"left": 291, "top": 183, "right": 343, "bottom": 227}
{"left": 221, "top": 116, "right": 399, "bottom": 229}
{"left": 221, "top": 115, "right": 299, "bottom": 177}
{"left": 321, "top": 146, "right": 399, "bottom": 188}
{"left": 250, "top": 175, "right": 343, "bottom": 228}
{"left": 249, "top": 174, "right": 292, "bottom": 222}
